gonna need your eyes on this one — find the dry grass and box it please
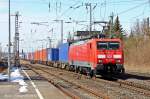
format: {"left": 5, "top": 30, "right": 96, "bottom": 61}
{"left": 125, "top": 65, "right": 150, "bottom": 74}
{"left": 124, "top": 37, "right": 150, "bottom": 73}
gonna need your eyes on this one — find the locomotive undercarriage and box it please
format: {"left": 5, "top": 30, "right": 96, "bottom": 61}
{"left": 30, "top": 60, "right": 125, "bottom": 78}
{"left": 96, "top": 64, "right": 125, "bottom": 75}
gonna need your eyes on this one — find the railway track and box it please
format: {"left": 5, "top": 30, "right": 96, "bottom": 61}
{"left": 73, "top": 71, "right": 150, "bottom": 97}
{"left": 96, "top": 78, "right": 150, "bottom": 97}
{"left": 88, "top": 73, "right": 150, "bottom": 97}
{"left": 22, "top": 62, "right": 150, "bottom": 98}
{"left": 25, "top": 64, "right": 109, "bottom": 99}
{"left": 28, "top": 67, "right": 80, "bottom": 99}
{"left": 124, "top": 72, "right": 150, "bottom": 84}
{"left": 43, "top": 64, "right": 150, "bottom": 96}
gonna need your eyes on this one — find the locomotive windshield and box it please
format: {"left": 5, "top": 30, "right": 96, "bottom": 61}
{"left": 97, "top": 42, "right": 108, "bottom": 50}
{"left": 109, "top": 42, "right": 120, "bottom": 50}
{"left": 97, "top": 41, "right": 120, "bottom": 50}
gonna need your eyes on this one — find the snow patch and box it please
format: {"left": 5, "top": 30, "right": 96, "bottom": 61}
{"left": 11, "top": 69, "right": 24, "bottom": 82}
{"left": 19, "top": 80, "right": 28, "bottom": 86}
{"left": 19, "top": 86, "right": 28, "bottom": 93}
{"left": 0, "top": 67, "right": 28, "bottom": 93}
{"left": 10, "top": 68, "right": 28, "bottom": 93}
{"left": 0, "top": 74, "right": 8, "bottom": 80}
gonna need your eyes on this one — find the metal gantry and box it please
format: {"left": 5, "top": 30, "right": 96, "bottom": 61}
{"left": 13, "top": 12, "right": 20, "bottom": 67}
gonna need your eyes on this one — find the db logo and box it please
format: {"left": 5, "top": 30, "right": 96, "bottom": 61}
{"left": 107, "top": 55, "right": 112, "bottom": 58}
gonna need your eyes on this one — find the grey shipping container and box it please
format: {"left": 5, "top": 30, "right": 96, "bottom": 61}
{"left": 47, "top": 48, "right": 59, "bottom": 61}
{"left": 59, "top": 43, "right": 69, "bottom": 63}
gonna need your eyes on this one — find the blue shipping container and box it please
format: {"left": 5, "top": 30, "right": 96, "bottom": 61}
{"left": 47, "top": 48, "right": 59, "bottom": 61}
{"left": 59, "top": 43, "right": 69, "bottom": 63}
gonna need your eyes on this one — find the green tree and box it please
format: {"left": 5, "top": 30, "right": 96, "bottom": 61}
{"left": 113, "top": 16, "right": 124, "bottom": 39}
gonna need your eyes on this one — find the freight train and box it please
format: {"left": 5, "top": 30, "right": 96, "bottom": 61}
{"left": 25, "top": 38, "right": 125, "bottom": 77}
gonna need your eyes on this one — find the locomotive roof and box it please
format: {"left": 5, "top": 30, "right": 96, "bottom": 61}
{"left": 70, "top": 38, "right": 122, "bottom": 46}
{"left": 94, "top": 38, "right": 122, "bottom": 42}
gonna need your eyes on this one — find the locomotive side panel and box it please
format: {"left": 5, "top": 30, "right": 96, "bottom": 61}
{"left": 69, "top": 40, "right": 96, "bottom": 68}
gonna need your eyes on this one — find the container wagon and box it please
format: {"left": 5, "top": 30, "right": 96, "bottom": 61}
{"left": 47, "top": 48, "right": 59, "bottom": 66}
{"left": 58, "top": 43, "right": 69, "bottom": 69}
{"left": 27, "top": 52, "right": 34, "bottom": 63}
{"left": 34, "top": 50, "right": 40, "bottom": 63}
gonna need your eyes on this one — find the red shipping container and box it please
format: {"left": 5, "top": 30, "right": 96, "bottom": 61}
{"left": 42, "top": 49, "right": 47, "bottom": 62}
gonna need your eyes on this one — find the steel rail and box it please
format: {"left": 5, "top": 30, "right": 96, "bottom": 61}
{"left": 28, "top": 66, "right": 80, "bottom": 99}
{"left": 25, "top": 64, "right": 109, "bottom": 99}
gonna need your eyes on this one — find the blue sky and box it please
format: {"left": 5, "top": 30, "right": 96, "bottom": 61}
{"left": 0, "top": 0, "right": 150, "bottom": 52}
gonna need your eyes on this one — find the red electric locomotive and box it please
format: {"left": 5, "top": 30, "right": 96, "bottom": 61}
{"left": 69, "top": 38, "right": 125, "bottom": 77}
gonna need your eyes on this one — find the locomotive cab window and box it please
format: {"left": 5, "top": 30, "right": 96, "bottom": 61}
{"left": 97, "top": 41, "right": 120, "bottom": 50}
{"left": 109, "top": 42, "right": 120, "bottom": 50}
{"left": 97, "top": 42, "right": 108, "bottom": 50}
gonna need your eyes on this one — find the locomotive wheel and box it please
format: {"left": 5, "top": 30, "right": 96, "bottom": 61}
{"left": 89, "top": 69, "right": 96, "bottom": 78}
{"left": 121, "top": 68, "right": 125, "bottom": 74}
{"left": 69, "top": 65, "right": 74, "bottom": 71}
{"left": 79, "top": 67, "right": 83, "bottom": 74}
{"left": 75, "top": 66, "right": 79, "bottom": 73}
{"left": 66, "top": 65, "right": 70, "bottom": 71}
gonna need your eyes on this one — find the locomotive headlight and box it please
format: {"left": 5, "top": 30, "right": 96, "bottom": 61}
{"left": 113, "top": 55, "right": 122, "bottom": 59}
{"left": 99, "top": 60, "right": 103, "bottom": 63}
{"left": 98, "top": 55, "right": 106, "bottom": 58}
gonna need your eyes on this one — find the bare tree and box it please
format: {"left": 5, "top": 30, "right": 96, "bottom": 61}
{"left": 131, "top": 18, "right": 150, "bottom": 39}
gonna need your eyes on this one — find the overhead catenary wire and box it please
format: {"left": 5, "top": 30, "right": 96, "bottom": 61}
{"left": 96, "top": 0, "right": 148, "bottom": 5}
{"left": 25, "top": 1, "right": 150, "bottom": 30}
{"left": 103, "top": 0, "right": 106, "bottom": 20}
{"left": 1, "top": 0, "right": 148, "bottom": 28}
{"left": 57, "top": 1, "right": 82, "bottom": 19}
{"left": 116, "top": 1, "right": 149, "bottom": 16}
{"left": 131, "top": 4, "right": 148, "bottom": 19}
{"left": 1, "top": 0, "right": 150, "bottom": 52}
